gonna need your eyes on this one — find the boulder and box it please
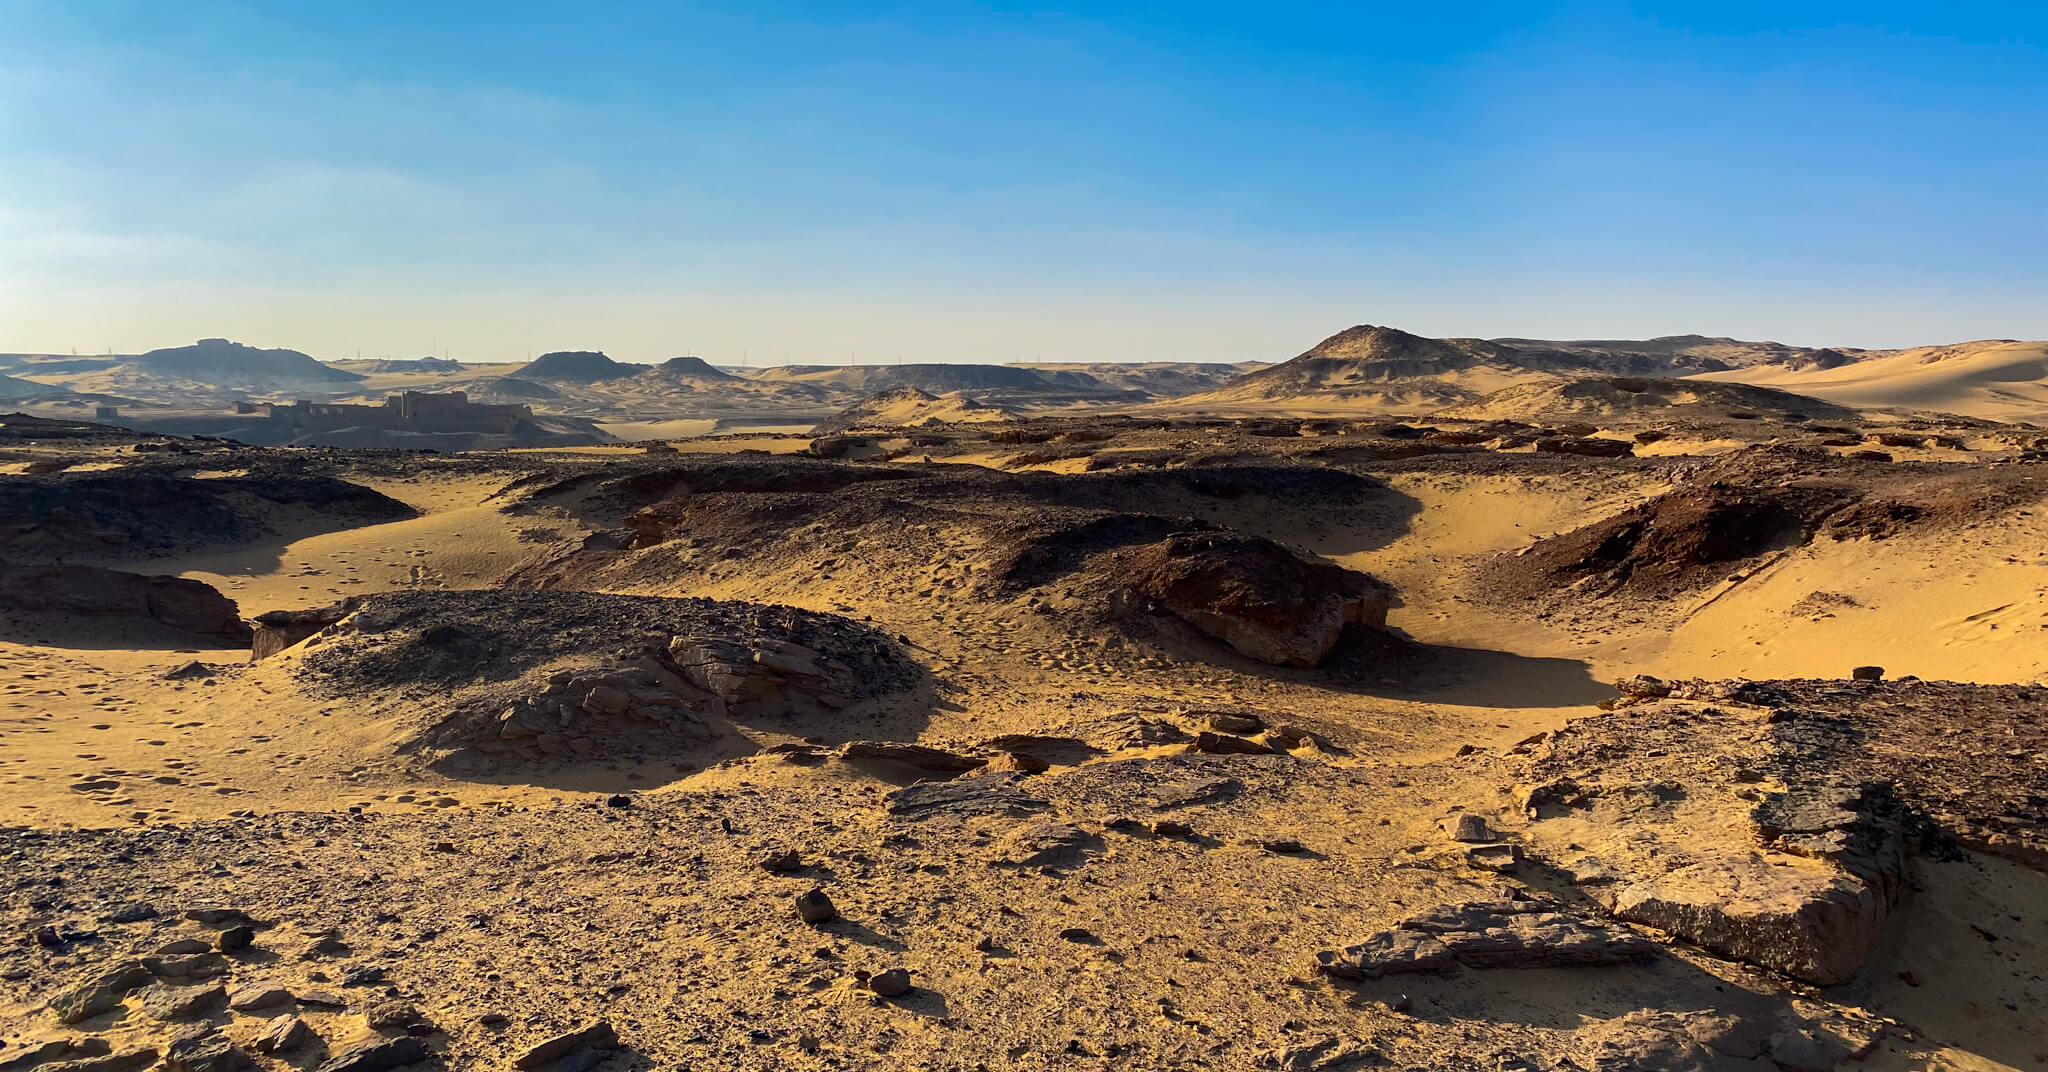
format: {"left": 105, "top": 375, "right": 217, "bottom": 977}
{"left": 1522, "top": 702, "right": 1905, "bottom": 985}
{"left": 139, "top": 982, "right": 227, "bottom": 1021}
{"left": 311, "top": 1036, "right": 426, "bottom": 1072}
{"left": 514, "top": 1022, "right": 618, "bottom": 1070}
{"left": 795, "top": 889, "right": 838, "bottom": 924}
{"left": 50, "top": 961, "right": 152, "bottom": 1023}
{"left": 253, "top": 1015, "right": 316, "bottom": 1054}
{"left": 1113, "top": 531, "right": 1394, "bottom": 667}
{"left": 868, "top": 968, "right": 913, "bottom": 997}
{"left": 1607, "top": 857, "right": 1890, "bottom": 987}
{"left": 161, "top": 1028, "right": 253, "bottom": 1072}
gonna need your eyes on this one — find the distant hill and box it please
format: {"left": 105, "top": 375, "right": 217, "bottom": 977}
{"left": 467, "top": 377, "right": 561, "bottom": 400}
{"left": 0, "top": 372, "right": 63, "bottom": 399}
{"left": 1173, "top": 325, "right": 1907, "bottom": 416}
{"left": 644, "top": 356, "right": 736, "bottom": 381}
{"left": 745, "top": 363, "right": 1061, "bottom": 394}
{"left": 1010, "top": 361, "right": 1267, "bottom": 397}
{"left": 1492, "top": 334, "right": 1863, "bottom": 374}
{"left": 518, "top": 351, "right": 643, "bottom": 382}
{"left": 814, "top": 387, "right": 1019, "bottom": 434}
{"left": 1175, "top": 325, "right": 1556, "bottom": 411}
{"left": 131, "top": 338, "right": 363, "bottom": 385}
{"left": 361, "top": 356, "right": 465, "bottom": 374}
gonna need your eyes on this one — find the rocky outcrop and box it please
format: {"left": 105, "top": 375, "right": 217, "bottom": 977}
{"left": 840, "top": 741, "right": 986, "bottom": 774}
{"left": 1534, "top": 435, "right": 1634, "bottom": 458}
{"left": 669, "top": 636, "right": 857, "bottom": 718}
{"left": 1519, "top": 702, "right": 1906, "bottom": 985}
{"left": 1314, "top": 899, "right": 1655, "bottom": 980}
{"left": 1112, "top": 532, "right": 1394, "bottom": 667}
{"left": 0, "top": 563, "right": 250, "bottom": 643}
{"left": 0, "top": 471, "right": 415, "bottom": 557}
{"left": 478, "top": 665, "right": 716, "bottom": 762}
{"left": 249, "top": 600, "right": 357, "bottom": 659}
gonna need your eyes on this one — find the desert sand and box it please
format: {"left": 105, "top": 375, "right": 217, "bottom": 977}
{"left": 3, "top": 330, "right": 2048, "bottom": 1072}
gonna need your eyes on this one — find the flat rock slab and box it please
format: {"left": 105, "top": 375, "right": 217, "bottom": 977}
{"left": 1315, "top": 900, "right": 1656, "bottom": 980}
{"left": 885, "top": 774, "right": 1050, "bottom": 820}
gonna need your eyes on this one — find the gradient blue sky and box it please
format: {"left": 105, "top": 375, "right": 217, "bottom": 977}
{"left": 3, "top": 2, "right": 2045, "bottom": 363}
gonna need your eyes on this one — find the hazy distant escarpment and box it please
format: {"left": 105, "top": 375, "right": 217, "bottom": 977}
{"left": 133, "top": 338, "right": 365, "bottom": 386}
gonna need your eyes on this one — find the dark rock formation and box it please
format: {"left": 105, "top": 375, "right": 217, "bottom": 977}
{"left": 1314, "top": 900, "right": 1655, "bottom": 979}
{"left": 0, "top": 563, "right": 250, "bottom": 643}
{"left": 1113, "top": 532, "right": 1394, "bottom": 667}
{"left": 249, "top": 600, "right": 357, "bottom": 660}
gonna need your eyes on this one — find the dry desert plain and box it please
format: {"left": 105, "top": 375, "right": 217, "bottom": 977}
{"left": 1, "top": 327, "right": 2047, "bottom": 1072}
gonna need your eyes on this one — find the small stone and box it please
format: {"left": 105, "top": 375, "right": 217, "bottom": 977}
{"left": 1466, "top": 843, "right": 1522, "bottom": 873}
{"left": 868, "top": 968, "right": 913, "bottom": 997}
{"left": 300, "top": 935, "right": 349, "bottom": 959}
{"left": 477, "top": 1012, "right": 509, "bottom": 1027}
{"left": 296, "top": 989, "right": 349, "bottom": 1010}
{"left": 144, "top": 952, "right": 228, "bottom": 982}
{"left": 104, "top": 904, "right": 158, "bottom": 924}
{"left": 154, "top": 939, "right": 212, "bottom": 956}
{"left": 1205, "top": 712, "right": 1264, "bottom": 734}
{"left": 140, "top": 982, "right": 227, "bottom": 1021}
{"left": 1449, "top": 814, "right": 1492, "bottom": 842}
{"left": 1262, "top": 839, "right": 1307, "bottom": 854}
{"left": 162, "top": 1027, "right": 253, "bottom": 1072}
{"left": 605, "top": 794, "right": 633, "bottom": 808}
{"left": 183, "top": 908, "right": 253, "bottom": 927}
{"left": 227, "top": 983, "right": 294, "bottom": 1013}
{"left": 1152, "top": 820, "right": 1194, "bottom": 837}
{"left": 339, "top": 965, "right": 386, "bottom": 987}
{"left": 365, "top": 1000, "right": 422, "bottom": 1031}
{"left": 758, "top": 850, "right": 803, "bottom": 873}
{"left": 1851, "top": 665, "right": 1884, "bottom": 681}
{"left": 1058, "top": 927, "right": 1098, "bottom": 943}
{"left": 254, "top": 1015, "right": 316, "bottom": 1054}
{"left": 795, "top": 889, "right": 838, "bottom": 924}
{"left": 32, "top": 925, "right": 62, "bottom": 947}
{"left": 215, "top": 925, "right": 255, "bottom": 953}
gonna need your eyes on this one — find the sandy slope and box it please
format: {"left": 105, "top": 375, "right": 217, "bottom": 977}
{"left": 1694, "top": 340, "right": 2048, "bottom": 422}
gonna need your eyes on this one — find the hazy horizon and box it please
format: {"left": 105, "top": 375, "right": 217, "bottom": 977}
{"left": 5, "top": 2, "right": 2045, "bottom": 364}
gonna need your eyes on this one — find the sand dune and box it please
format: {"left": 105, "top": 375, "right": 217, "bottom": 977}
{"left": 1694, "top": 339, "right": 2048, "bottom": 422}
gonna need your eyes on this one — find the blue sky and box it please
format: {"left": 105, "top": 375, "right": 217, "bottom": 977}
{"left": 3, "top": 2, "right": 2045, "bottom": 363}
